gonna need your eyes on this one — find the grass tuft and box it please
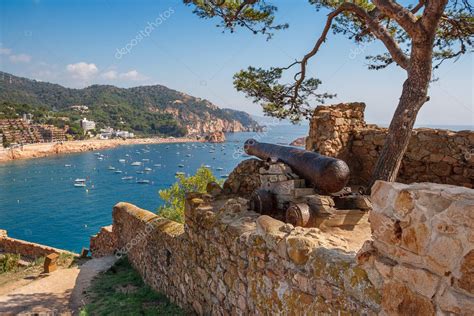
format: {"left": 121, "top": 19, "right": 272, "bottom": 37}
{"left": 80, "top": 257, "right": 184, "bottom": 315}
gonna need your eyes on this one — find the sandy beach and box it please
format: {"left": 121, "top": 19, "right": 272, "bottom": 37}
{"left": 0, "top": 137, "right": 200, "bottom": 163}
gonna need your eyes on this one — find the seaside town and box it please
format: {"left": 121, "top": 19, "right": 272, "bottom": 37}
{"left": 0, "top": 109, "right": 135, "bottom": 148}
{"left": 0, "top": 1, "right": 472, "bottom": 315}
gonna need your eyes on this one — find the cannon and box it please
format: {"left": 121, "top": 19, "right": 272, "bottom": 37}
{"left": 244, "top": 139, "right": 350, "bottom": 194}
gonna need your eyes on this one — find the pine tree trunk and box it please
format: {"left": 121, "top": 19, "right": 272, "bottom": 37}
{"left": 369, "top": 39, "right": 434, "bottom": 190}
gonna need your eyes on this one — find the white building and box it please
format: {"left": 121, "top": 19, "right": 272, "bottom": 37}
{"left": 80, "top": 118, "right": 96, "bottom": 131}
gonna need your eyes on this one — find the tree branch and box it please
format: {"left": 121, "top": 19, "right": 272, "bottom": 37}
{"left": 290, "top": 2, "right": 410, "bottom": 102}
{"left": 372, "top": 0, "right": 420, "bottom": 35}
{"left": 421, "top": 0, "right": 449, "bottom": 33}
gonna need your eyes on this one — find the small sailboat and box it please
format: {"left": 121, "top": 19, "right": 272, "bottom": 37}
{"left": 131, "top": 161, "right": 142, "bottom": 166}
{"left": 144, "top": 167, "right": 152, "bottom": 172}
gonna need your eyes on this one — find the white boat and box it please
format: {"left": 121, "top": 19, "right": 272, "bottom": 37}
{"left": 220, "top": 174, "right": 229, "bottom": 178}
{"left": 178, "top": 164, "right": 185, "bottom": 168}
{"left": 64, "top": 164, "right": 72, "bottom": 167}
{"left": 131, "top": 161, "right": 142, "bottom": 166}
{"left": 203, "top": 165, "right": 211, "bottom": 168}
{"left": 97, "top": 157, "right": 104, "bottom": 161}
{"left": 142, "top": 159, "right": 150, "bottom": 162}
{"left": 186, "top": 154, "right": 192, "bottom": 157}
{"left": 153, "top": 164, "right": 161, "bottom": 167}
{"left": 74, "top": 178, "right": 86, "bottom": 187}
{"left": 136, "top": 171, "right": 145, "bottom": 174}
{"left": 108, "top": 166, "right": 116, "bottom": 170}
{"left": 175, "top": 171, "right": 185, "bottom": 176}
{"left": 136, "top": 179, "right": 150, "bottom": 184}
{"left": 121, "top": 176, "right": 134, "bottom": 180}
{"left": 114, "top": 170, "right": 123, "bottom": 174}
{"left": 144, "top": 167, "right": 152, "bottom": 172}
{"left": 216, "top": 167, "right": 223, "bottom": 171}
{"left": 118, "top": 159, "right": 126, "bottom": 163}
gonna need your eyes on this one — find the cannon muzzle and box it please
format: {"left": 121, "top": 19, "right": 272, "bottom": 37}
{"left": 244, "top": 139, "right": 350, "bottom": 193}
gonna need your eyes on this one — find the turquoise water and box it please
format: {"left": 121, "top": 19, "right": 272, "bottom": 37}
{"left": 0, "top": 125, "right": 308, "bottom": 252}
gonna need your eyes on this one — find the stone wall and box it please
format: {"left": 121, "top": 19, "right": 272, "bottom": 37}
{"left": 0, "top": 230, "right": 74, "bottom": 258}
{"left": 91, "top": 181, "right": 473, "bottom": 315}
{"left": 306, "top": 103, "right": 473, "bottom": 188}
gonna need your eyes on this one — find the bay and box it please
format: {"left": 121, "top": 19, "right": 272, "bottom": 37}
{"left": 0, "top": 125, "right": 308, "bottom": 252}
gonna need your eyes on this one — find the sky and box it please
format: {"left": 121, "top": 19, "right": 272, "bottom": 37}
{"left": 0, "top": 0, "right": 472, "bottom": 126}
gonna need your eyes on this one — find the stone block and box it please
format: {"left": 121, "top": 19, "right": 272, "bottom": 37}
{"left": 437, "top": 283, "right": 474, "bottom": 315}
{"left": 264, "top": 180, "right": 301, "bottom": 195}
{"left": 455, "top": 250, "right": 474, "bottom": 295}
{"left": 393, "top": 264, "right": 439, "bottom": 298}
{"left": 426, "top": 235, "right": 463, "bottom": 276}
{"left": 381, "top": 282, "right": 435, "bottom": 315}
{"left": 294, "top": 188, "right": 316, "bottom": 198}
{"left": 43, "top": 252, "right": 59, "bottom": 273}
{"left": 259, "top": 163, "right": 292, "bottom": 175}
{"left": 369, "top": 211, "right": 401, "bottom": 245}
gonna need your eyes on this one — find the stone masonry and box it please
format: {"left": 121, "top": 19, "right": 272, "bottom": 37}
{"left": 306, "top": 103, "right": 473, "bottom": 188}
{"left": 90, "top": 178, "right": 474, "bottom": 315}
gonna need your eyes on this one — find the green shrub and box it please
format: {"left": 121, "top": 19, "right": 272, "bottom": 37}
{"left": 0, "top": 253, "right": 20, "bottom": 273}
{"left": 158, "top": 166, "right": 220, "bottom": 223}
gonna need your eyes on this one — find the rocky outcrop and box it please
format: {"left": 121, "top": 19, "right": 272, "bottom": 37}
{"left": 306, "top": 103, "right": 473, "bottom": 188}
{"left": 204, "top": 131, "right": 226, "bottom": 143}
{"left": 290, "top": 136, "right": 306, "bottom": 147}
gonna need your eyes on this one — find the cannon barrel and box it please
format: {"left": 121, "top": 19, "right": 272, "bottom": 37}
{"left": 244, "top": 139, "right": 350, "bottom": 193}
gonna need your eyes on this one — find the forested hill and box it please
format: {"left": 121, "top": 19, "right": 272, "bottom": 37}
{"left": 0, "top": 71, "right": 260, "bottom": 136}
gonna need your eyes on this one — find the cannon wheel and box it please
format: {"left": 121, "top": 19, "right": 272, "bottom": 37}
{"left": 286, "top": 203, "right": 310, "bottom": 227}
{"left": 250, "top": 189, "right": 276, "bottom": 215}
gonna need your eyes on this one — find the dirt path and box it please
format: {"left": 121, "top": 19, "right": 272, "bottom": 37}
{"left": 0, "top": 256, "right": 116, "bottom": 315}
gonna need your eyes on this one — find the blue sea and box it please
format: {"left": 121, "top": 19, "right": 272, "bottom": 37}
{"left": 0, "top": 125, "right": 308, "bottom": 252}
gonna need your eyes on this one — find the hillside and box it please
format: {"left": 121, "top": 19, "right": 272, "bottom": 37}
{"left": 0, "top": 71, "right": 260, "bottom": 136}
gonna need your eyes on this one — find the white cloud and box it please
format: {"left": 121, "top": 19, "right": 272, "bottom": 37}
{"left": 66, "top": 62, "right": 98, "bottom": 80}
{"left": 9, "top": 54, "right": 32, "bottom": 63}
{"left": 100, "top": 69, "right": 147, "bottom": 82}
{"left": 101, "top": 70, "right": 118, "bottom": 80}
{"left": 119, "top": 70, "right": 146, "bottom": 81}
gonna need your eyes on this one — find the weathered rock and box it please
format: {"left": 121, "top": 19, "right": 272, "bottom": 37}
{"left": 286, "top": 236, "right": 315, "bottom": 265}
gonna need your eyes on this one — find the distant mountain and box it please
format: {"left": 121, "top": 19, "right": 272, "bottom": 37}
{"left": 0, "top": 71, "right": 261, "bottom": 136}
